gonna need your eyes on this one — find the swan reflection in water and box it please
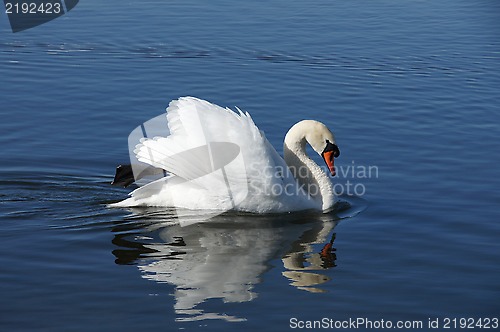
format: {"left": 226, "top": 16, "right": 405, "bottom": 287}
{"left": 112, "top": 203, "right": 354, "bottom": 322}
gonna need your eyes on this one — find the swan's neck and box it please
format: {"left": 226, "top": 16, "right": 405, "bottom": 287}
{"left": 283, "top": 128, "right": 334, "bottom": 211}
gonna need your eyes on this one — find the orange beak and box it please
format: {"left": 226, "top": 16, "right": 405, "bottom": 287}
{"left": 322, "top": 150, "right": 336, "bottom": 176}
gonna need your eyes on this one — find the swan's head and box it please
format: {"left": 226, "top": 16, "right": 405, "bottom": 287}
{"left": 285, "top": 120, "right": 341, "bottom": 176}
{"left": 303, "top": 121, "right": 340, "bottom": 176}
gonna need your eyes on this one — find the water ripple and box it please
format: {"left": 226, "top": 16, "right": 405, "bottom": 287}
{"left": 2, "top": 41, "right": 496, "bottom": 77}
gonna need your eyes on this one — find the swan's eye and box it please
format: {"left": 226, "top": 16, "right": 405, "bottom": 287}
{"left": 324, "top": 140, "right": 340, "bottom": 158}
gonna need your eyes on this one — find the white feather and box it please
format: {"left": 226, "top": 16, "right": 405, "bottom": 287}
{"left": 111, "top": 97, "right": 335, "bottom": 213}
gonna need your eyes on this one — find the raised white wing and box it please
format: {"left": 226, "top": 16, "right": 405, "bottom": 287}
{"left": 113, "top": 97, "right": 316, "bottom": 212}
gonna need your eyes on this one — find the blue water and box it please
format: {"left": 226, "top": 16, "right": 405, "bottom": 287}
{"left": 1, "top": 0, "right": 499, "bottom": 330}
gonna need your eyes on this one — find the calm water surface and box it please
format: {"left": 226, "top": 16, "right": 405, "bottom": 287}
{"left": 1, "top": 0, "right": 499, "bottom": 331}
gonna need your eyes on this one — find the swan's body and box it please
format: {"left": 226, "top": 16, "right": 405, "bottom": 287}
{"left": 111, "top": 97, "right": 340, "bottom": 213}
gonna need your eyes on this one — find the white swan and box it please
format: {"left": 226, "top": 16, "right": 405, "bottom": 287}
{"left": 111, "top": 97, "right": 340, "bottom": 213}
